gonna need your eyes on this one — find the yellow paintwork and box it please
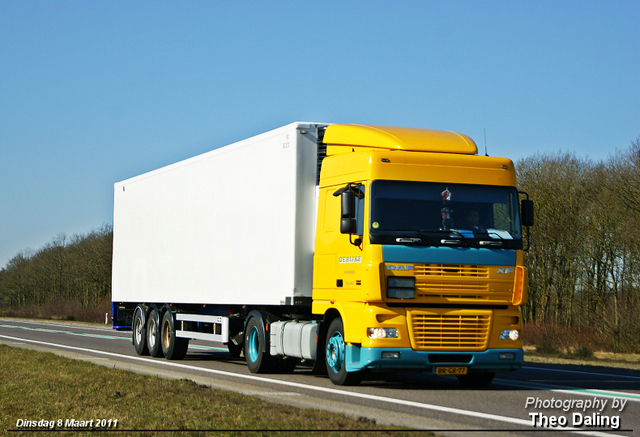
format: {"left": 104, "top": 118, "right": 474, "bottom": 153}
{"left": 320, "top": 150, "right": 516, "bottom": 189}
{"left": 312, "top": 124, "right": 527, "bottom": 354}
{"left": 488, "top": 307, "right": 523, "bottom": 349}
{"left": 312, "top": 300, "right": 369, "bottom": 345}
{"left": 324, "top": 124, "right": 478, "bottom": 155}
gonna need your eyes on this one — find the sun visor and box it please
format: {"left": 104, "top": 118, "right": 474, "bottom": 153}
{"left": 323, "top": 124, "right": 478, "bottom": 155}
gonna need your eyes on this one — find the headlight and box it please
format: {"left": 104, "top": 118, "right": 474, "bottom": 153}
{"left": 367, "top": 327, "right": 399, "bottom": 339}
{"left": 387, "top": 276, "right": 415, "bottom": 299}
{"left": 500, "top": 329, "right": 520, "bottom": 340}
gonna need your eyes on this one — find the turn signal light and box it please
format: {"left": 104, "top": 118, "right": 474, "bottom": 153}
{"left": 513, "top": 266, "right": 528, "bottom": 305}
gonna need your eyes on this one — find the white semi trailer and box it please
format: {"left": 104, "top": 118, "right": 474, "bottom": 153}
{"left": 112, "top": 122, "right": 532, "bottom": 386}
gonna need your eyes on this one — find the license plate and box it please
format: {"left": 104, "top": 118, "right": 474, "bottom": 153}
{"left": 434, "top": 366, "right": 468, "bottom": 375}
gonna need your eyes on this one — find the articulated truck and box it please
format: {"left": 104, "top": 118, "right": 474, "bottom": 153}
{"left": 111, "top": 122, "right": 533, "bottom": 386}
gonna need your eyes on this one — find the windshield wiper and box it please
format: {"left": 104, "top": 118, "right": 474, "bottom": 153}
{"left": 388, "top": 229, "right": 482, "bottom": 247}
{"left": 396, "top": 237, "right": 423, "bottom": 244}
{"left": 479, "top": 240, "right": 504, "bottom": 247}
{"left": 475, "top": 230, "right": 506, "bottom": 247}
{"left": 392, "top": 228, "right": 512, "bottom": 248}
{"left": 392, "top": 230, "right": 435, "bottom": 245}
{"left": 441, "top": 230, "right": 468, "bottom": 246}
{"left": 415, "top": 229, "right": 472, "bottom": 247}
{"left": 441, "top": 238, "right": 463, "bottom": 246}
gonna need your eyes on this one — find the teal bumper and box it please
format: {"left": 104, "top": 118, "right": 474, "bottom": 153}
{"left": 345, "top": 346, "right": 523, "bottom": 373}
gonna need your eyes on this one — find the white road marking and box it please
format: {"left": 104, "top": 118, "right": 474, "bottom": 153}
{"left": 493, "top": 379, "right": 640, "bottom": 403}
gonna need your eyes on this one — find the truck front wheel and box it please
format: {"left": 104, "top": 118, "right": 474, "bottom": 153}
{"left": 244, "top": 316, "right": 274, "bottom": 373}
{"left": 325, "top": 318, "right": 360, "bottom": 386}
{"left": 132, "top": 308, "right": 149, "bottom": 356}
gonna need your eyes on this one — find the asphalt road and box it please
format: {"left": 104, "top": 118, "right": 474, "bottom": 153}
{"left": 1, "top": 318, "right": 639, "bottom": 437}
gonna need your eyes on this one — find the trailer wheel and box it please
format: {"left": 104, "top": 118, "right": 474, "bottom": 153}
{"left": 146, "top": 308, "right": 163, "bottom": 357}
{"left": 132, "top": 308, "right": 149, "bottom": 356}
{"left": 325, "top": 318, "right": 360, "bottom": 386}
{"left": 244, "top": 316, "right": 274, "bottom": 373}
{"left": 161, "top": 311, "right": 189, "bottom": 360}
{"left": 457, "top": 372, "right": 495, "bottom": 388}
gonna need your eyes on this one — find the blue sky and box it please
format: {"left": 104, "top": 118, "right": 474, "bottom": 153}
{"left": 1, "top": 1, "right": 638, "bottom": 268}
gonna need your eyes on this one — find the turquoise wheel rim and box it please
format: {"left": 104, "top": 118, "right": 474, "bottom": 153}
{"left": 326, "top": 331, "right": 344, "bottom": 373}
{"left": 248, "top": 326, "right": 260, "bottom": 363}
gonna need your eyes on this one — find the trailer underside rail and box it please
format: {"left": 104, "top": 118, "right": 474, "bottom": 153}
{"left": 175, "top": 313, "right": 229, "bottom": 343}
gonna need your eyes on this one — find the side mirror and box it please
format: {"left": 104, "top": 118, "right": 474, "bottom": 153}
{"left": 340, "top": 191, "right": 356, "bottom": 234}
{"left": 341, "top": 191, "right": 355, "bottom": 220}
{"left": 340, "top": 218, "right": 357, "bottom": 234}
{"left": 521, "top": 199, "right": 534, "bottom": 227}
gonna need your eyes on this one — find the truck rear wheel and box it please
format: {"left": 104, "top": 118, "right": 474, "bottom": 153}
{"left": 244, "top": 316, "right": 274, "bottom": 373}
{"left": 146, "top": 308, "right": 163, "bottom": 357}
{"left": 161, "top": 311, "right": 189, "bottom": 360}
{"left": 325, "top": 318, "right": 360, "bottom": 386}
{"left": 132, "top": 308, "right": 149, "bottom": 356}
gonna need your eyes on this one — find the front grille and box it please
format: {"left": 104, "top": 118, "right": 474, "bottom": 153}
{"left": 414, "top": 264, "right": 489, "bottom": 278}
{"left": 409, "top": 263, "right": 512, "bottom": 303}
{"left": 416, "top": 282, "right": 489, "bottom": 300}
{"left": 409, "top": 312, "right": 491, "bottom": 350}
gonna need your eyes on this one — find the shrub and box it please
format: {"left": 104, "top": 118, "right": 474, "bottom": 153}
{"left": 572, "top": 344, "right": 594, "bottom": 359}
{"left": 535, "top": 340, "right": 560, "bottom": 355}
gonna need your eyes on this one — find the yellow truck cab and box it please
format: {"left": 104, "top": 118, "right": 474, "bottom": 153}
{"left": 313, "top": 124, "right": 531, "bottom": 385}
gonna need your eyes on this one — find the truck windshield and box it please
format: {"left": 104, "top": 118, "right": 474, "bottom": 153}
{"left": 369, "top": 180, "right": 522, "bottom": 249}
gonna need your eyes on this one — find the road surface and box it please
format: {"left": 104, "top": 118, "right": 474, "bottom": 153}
{"left": 1, "top": 318, "right": 638, "bottom": 437}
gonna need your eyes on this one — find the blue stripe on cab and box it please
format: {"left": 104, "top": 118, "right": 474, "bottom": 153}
{"left": 382, "top": 245, "right": 516, "bottom": 266}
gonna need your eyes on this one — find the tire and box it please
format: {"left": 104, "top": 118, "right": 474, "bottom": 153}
{"left": 132, "top": 308, "right": 149, "bottom": 356}
{"left": 311, "top": 358, "right": 327, "bottom": 375}
{"left": 325, "top": 318, "right": 360, "bottom": 386}
{"left": 244, "top": 316, "right": 274, "bottom": 373}
{"left": 161, "top": 311, "right": 189, "bottom": 360}
{"left": 457, "top": 372, "right": 495, "bottom": 388}
{"left": 146, "top": 308, "right": 163, "bottom": 357}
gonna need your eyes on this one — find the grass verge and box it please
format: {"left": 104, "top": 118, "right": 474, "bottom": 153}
{"left": 523, "top": 346, "right": 640, "bottom": 371}
{"left": 0, "top": 345, "right": 430, "bottom": 437}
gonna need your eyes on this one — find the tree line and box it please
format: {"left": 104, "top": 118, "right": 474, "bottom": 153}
{"left": 517, "top": 138, "right": 640, "bottom": 352}
{"left": 1, "top": 140, "right": 639, "bottom": 351}
{"left": 0, "top": 225, "right": 112, "bottom": 321}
